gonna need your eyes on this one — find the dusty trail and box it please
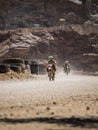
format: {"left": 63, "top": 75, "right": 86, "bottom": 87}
{"left": 0, "top": 73, "right": 98, "bottom": 107}
{"left": 0, "top": 73, "right": 98, "bottom": 130}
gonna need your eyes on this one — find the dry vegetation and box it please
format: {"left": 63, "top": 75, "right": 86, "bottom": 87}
{"left": 0, "top": 70, "right": 35, "bottom": 80}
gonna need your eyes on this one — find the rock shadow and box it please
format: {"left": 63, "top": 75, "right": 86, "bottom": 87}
{"left": 0, "top": 116, "right": 98, "bottom": 128}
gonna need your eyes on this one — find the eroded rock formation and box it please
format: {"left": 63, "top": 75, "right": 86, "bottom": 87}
{"left": 0, "top": 0, "right": 93, "bottom": 30}
{"left": 0, "top": 23, "right": 98, "bottom": 71}
{"left": 0, "top": 0, "right": 98, "bottom": 72}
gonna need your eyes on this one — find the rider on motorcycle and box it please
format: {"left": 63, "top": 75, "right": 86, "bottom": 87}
{"left": 47, "top": 56, "right": 56, "bottom": 71}
{"left": 63, "top": 60, "right": 70, "bottom": 71}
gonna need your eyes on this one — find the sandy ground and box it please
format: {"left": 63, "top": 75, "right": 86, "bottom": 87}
{"left": 0, "top": 72, "right": 98, "bottom": 130}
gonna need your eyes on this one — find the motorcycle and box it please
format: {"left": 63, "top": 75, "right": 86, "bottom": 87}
{"left": 47, "top": 64, "right": 56, "bottom": 81}
{"left": 63, "top": 65, "right": 70, "bottom": 75}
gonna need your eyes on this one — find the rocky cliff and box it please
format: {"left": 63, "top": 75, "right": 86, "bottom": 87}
{"left": 0, "top": 0, "right": 94, "bottom": 30}
{"left": 0, "top": 23, "right": 98, "bottom": 71}
{"left": 0, "top": 0, "right": 98, "bottom": 72}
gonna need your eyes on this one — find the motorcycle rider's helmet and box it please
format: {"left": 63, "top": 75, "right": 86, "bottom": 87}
{"left": 48, "top": 55, "right": 54, "bottom": 60}
{"left": 65, "top": 60, "right": 69, "bottom": 63}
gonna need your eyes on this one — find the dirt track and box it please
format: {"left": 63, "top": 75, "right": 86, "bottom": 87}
{"left": 0, "top": 73, "right": 98, "bottom": 130}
